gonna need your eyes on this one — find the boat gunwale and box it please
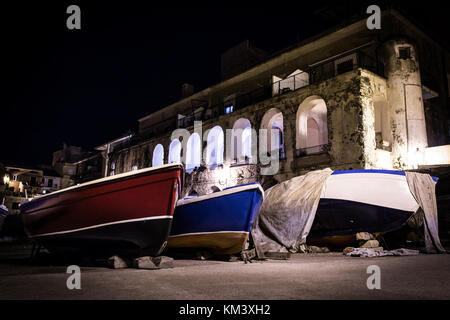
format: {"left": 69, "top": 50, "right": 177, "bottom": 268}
{"left": 176, "top": 183, "right": 265, "bottom": 207}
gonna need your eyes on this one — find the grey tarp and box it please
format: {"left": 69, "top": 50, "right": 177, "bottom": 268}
{"left": 251, "top": 168, "right": 333, "bottom": 256}
{"left": 346, "top": 248, "right": 420, "bottom": 258}
{"left": 405, "top": 172, "right": 446, "bottom": 253}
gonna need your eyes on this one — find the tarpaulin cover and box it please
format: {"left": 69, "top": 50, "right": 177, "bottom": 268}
{"left": 346, "top": 248, "right": 420, "bottom": 257}
{"left": 251, "top": 168, "right": 333, "bottom": 256}
{"left": 405, "top": 172, "right": 446, "bottom": 254}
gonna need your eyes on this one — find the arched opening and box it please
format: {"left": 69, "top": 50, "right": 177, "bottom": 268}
{"left": 296, "top": 96, "right": 328, "bottom": 155}
{"left": 373, "top": 97, "right": 392, "bottom": 151}
{"left": 260, "top": 108, "right": 285, "bottom": 158}
{"left": 232, "top": 118, "right": 252, "bottom": 162}
{"left": 206, "top": 126, "right": 224, "bottom": 168}
{"left": 168, "top": 139, "right": 181, "bottom": 164}
{"left": 186, "top": 133, "right": 201, "bottom": 172}
{"left": 152, "top": 144, "right": 164, "bottom": 167}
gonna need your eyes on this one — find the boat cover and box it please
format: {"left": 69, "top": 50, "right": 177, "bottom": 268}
{"left": 345, "top": 247, "right": 420, "bottom": 257}
{"left": 251, "top": 168, "right": 333, "bottom": 256}
{"left": 405, "top": 172, "right": 446, "bottom": 253}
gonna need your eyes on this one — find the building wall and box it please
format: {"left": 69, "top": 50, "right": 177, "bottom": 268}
{"left": 109, "top": 68, "right": 387, "bottom": 196}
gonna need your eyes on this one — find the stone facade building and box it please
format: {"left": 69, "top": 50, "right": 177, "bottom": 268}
{"left": 100, "top": 9, "right": 450, "bottom": 197}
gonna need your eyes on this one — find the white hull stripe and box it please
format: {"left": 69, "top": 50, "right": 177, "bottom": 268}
{"left": 169, "top": 231, "right": 249, "bottom": 238}
{"left": 33, "top": 215, "right": 173, "bottom": 238}
{"left": 322, "top": 172, "right": 419, "bottom": 212}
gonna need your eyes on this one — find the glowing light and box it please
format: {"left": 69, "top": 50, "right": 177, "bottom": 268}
{"left": 423, "top": 145, "right": 450, "bottom": 166}
{"left": 3, "top": 175, "right": 10, "bottom": 185}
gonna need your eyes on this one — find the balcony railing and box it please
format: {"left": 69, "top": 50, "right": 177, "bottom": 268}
{"left": 144, "top": 50, "right": 385, "bottom": 135}
{"left": 295, "top": 144, "right": 329, "bottom": 157}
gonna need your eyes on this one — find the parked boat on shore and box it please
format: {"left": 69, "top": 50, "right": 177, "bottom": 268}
{"left": 308, "top": 169, "right": 434, "bottom": 246}
{"left": 168, "top": 183, "right": 264, "bottom": 255}
{"left": 20, "top": 163, "right": 183, "bottom": 258}
{"left": 0, "top": 204, "right": 7, "bottom": 233}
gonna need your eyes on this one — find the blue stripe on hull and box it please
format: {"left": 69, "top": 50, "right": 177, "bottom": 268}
{"left": 171, "top": 189, "right": 263, "bottom": 236}
{"left": 309, "top": 198, "right": 414, "bottom": 238}
{"left": 332, "top": 169, "right": 438, "bottom": 182}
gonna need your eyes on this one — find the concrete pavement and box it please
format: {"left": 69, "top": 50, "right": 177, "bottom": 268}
{"left": 1, "top": 244, "right": 449, "bottom": 300}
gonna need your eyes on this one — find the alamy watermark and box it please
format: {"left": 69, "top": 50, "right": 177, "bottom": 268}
{"left": 367, "top": 5, "right": 381, "bottom": 30}
{"left": 66, "top": 265, "right": 81, "bottom": 290}
{"left": 366, "top": 265, "right": 381, "bottom": 290}
{"left": 66, "top": 5, "right": 81, "bottom": 30}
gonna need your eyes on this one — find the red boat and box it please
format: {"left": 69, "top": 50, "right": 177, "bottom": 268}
{"left": 20, "top": 163, "right": 183, "bottom": 258}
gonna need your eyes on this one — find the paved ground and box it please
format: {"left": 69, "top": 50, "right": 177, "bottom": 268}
{"left": 0, "top": 242, "right": 449, "bottom": 300}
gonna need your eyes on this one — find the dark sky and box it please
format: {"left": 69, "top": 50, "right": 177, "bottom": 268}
{"left": 2, "top": 1, "right": 448, "bottom": 166}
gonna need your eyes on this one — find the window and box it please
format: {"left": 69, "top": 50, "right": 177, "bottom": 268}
{"left": 232, "top": 118, "right": 253, "bottom": 163}
{"left": 47, "top": 179, "right": 53, "bottom": 187}
{"left": 296, "top": 96, "right": 328, "bottom": 155}
{"left": 334, "top": 53, "right": 357, "bottom": 76}
{"left": 186, "top": 133, "right": 201, "bottom": 172}
{"left": 399, "top": 47, "right": 411, "bottom": 60}
{"left": 225, "top": 105, "right": 234, "bottom": 114}
{"left": 152, "top": 144, "right": 164, "bottom": 167}
{"left": 260, "top": 108, "right": 285, "bottom": 158}
{"left": 206, "top": 126, "right": 224, "bottom": 167}
{"left": 110, "top": 162, "right": 116, "bottom": 170}
{"left": 12, "top": 203, "right": 20, "bottom": 209}
{"left": 132, "top": 165, "right": 138, "bottom": 171}
{"left": 168, "top": 139, "right": 182, "bottom": 164}
{"left": 336, "top": 59, "right": 354, "bottom": 75}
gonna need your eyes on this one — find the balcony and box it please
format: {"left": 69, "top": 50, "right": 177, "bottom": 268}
{"left": 175, "top": 51, "right": 384, "bottom": 129}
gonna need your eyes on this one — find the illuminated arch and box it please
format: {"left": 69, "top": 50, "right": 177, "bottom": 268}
{"left": 152, "top": 144, "right": 164, "bottom": 167}
{"left": 206, "top": 126, "right": 224, "bottom": 167}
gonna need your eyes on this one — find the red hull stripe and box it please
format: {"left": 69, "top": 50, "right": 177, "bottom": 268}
{"left": 33, "top": 215, "right": 173, "bottom": 238}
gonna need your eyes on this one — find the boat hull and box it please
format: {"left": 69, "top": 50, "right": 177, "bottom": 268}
{"left": 0, "top": 205, "right": 7, "bottom": 234}
{"left": 20, "top": 164, "right": 183, "bottom": 257}
{"left": 168, "top": 184, "right": 264, "bottom": 255}
{"left": 308, "top": 170, "right": 421, "bottom": 244}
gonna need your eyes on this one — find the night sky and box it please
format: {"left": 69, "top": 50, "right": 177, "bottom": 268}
{"left": 2, "top": 1, "right": 448, "bottom": 166}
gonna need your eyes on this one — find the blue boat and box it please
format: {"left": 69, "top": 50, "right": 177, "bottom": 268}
{"left": 308, "top": 170, "right": 435, "bottom": 246}
{"left": 0, "top": 204, "right": 7, "bottom": 233}
{"left": 167, "top": 183, "right": 264, "bottom": 255}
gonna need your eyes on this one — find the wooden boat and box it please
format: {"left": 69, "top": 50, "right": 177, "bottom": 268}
{"left": 0, "top": 204, "right": 7, "bottom": 233}
{"left": 168, "top": 183, "right": 264, "bottom": 255}
{"left": 20, "top": 163, "right": 183, "bottom": 257}
{"left": 308, "top": 169, "right": 434, "bottom": 247}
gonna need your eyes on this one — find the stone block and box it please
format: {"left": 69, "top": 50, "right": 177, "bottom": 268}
{"left": 360, "top": 240, "right": 380, "bottom": 248}
{"left": 356, "top": 232, "right": 374, "bottom": 241}
{"left": 152, "top": 256, "right": 174, "bottom": 269}
{"left": 343, "top": 247, "right": 355, "bottom": 255}
{"left": 107, "top": 255, "right": 129, "bottom": 269}
{"left": 133, "top": 256, "right": 159, "bottom": 270}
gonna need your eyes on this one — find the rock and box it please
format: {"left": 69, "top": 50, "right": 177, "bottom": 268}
{"left": 107, "top": 255, "right": 130, "bottom": 269}
{"left": 133, "top": 256, "right": 159, "bottom": 269}
{"left": 196, "top": 250, "right": 213, "bottom": 260}
{"left": 308, "top": 246, "right": 323, "bottom": 253}
{"left": 343, "top": 247, "right": 355, "bottom": 255}
{"left": 320, "top": 247, "right": 330, "bottom": 253}
{"left": 152, "top": 256, "right": 174, "bottom": 269}
{"left": 360, "top": 240, "right": 380, "bottom": 248}
{"left": 356, "top": 232, "right": 374, "bottom": 241}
